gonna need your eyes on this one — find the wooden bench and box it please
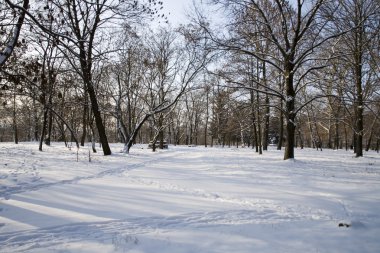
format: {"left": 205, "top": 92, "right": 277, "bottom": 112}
{"left": 148, "top": 141, "right": 168, "bottom": 149}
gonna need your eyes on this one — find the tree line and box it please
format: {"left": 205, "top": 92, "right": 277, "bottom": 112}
{"left": 1, "top": 0, "right": 379, "bottom": 159}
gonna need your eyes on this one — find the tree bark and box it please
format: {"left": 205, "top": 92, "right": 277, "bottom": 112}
{"left": 1, "top": 0, "right": 29, "bottom": 67}
{"left": 251, "top": 90, "right": 258, "bottom": 152}
{"left": 125, "top": 114, "right": 150, "bottom": 154}
{"left": 86, "top": 81, "right": 111, "bottom": 155}
{"left": 80, "top": 91, "right": 88, "bottom": 146}
{"left": 256, "top": 91, "right": 262, "bottom": 154}
{"left": 204, "top": 86, "right": 209, "bottom": 147}
{"left": 284, "top": 67, "right": 295, "bottom": 160}
{"left": 277, "top": 75, "right": 284, "bottom": 150}
{"left": 79, "top": 40, "right": 111, "bottom": 155}
{"left": 263, "top": 93, "right": 270, "bottom": 150}
{"left": 354, "top": 53, "right": 364, "bottom": 157}
{"left": 262, "top": 62, "right": 269, "bottom": 151}
{"left": 334, "top": 116, "right": 340, "bottom": 149}
{"left": 39, "top": 107, "right": 48, "bottom": 151}
{"left": 45, "top": 89, "right": 54, "bottom": 146}
{"left": 365, "top": 118, "right": 377, "bottom": 152}
{"left": 45, "top": 104, "right": 53, "bottom": 145}
{"left": 13, "top": 87, "right": 18, "bottom": 144}
{"left": 277, "top": 107, "right": 283, "bottom": 150}
{"left": 297, "top": 125, "right": 304, "bottom": 149}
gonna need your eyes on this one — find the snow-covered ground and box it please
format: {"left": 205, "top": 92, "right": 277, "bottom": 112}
{"left": 0, "top": 142, "right": 379, "bottom": 253}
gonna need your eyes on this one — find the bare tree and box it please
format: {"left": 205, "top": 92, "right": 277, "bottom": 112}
{"left": 122, "top": 26, "right": 212, "bottom": 153}
{"left": 201, "top": 0, "right": 353, "bottom": 159}
{"left": 324, "top": 0, "right": 380, "bottom": 157}
{"left": 5, "top": 0, "right": 165, "bottom": 155}
{"left": 0, "top": 0, "right": 29, "bottom": 67}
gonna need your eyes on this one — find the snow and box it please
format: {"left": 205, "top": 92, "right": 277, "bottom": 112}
{"left": 1, "top": 143, "right": 380, "bottom": 253}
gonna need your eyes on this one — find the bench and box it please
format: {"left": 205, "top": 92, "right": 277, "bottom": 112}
{"left": 148, "top": 141, "right": 168, "bottom": 149}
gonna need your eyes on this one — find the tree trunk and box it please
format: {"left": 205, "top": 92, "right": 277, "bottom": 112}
{"left": 80, "top": 91, "right": 88, "bottom": 146}
{"left": 344, "top": 111, "right": 348, "bottom": 151}
{"left": 354, "top": 91, "right": 364, "bottom": 156}
{"left": 297, "top": 125, "right": 304, "bottom": 149}
{"left": 194, "top": 111, "right": 199, "bottom": 146}
{"left": 13, "top": 88, "right": 18, "bottom": 144}
{"left": 47, "top": 107, "right": 79, "bottom": 148}
{"left": 262, "top": 62, "right": 269, "bottom": 151}
{"left": 251, "top": 90, "right": 258, "bottom": 152}
{"left": 365, "top": 118, "right": 377, "bottom": 152}
{"left": 78, "top": 39, "right": 111, "bottom": 155}
{"left": 306, "top": 108, "right": 315, "bottom": 148}
{"left": 277, "top": 108, "right": 283, "bottom": 150}
{"left": 39, "top": 107, "right": 48, "bottom": 151}
{"left": 354, "top": 12, "right": 364, "bottom": 157}
{"left": 87, "top": 83, "right": 111, "bottom": 155}
{"left": 159, "top": 114, "right": 164, "bottom": 149}
{"left": 312, "top": 106, "right": 323, "bottom": 151}
{"left": 124, "top": 114, "right": 150, "bottom": 154}
{"left": 327, "top": 118, "right": 332, "bottom": 149}
{"left": 263, "top": 93, "right": 270, "bottom": 151}
{"left": 352, "top": 132, "right": 357, "bottom": 152}
{"left": 33, "top": 98, "right": 39, "bottom": 141}
{"left": 334, "top": 116, "right": 340, "bottom": 149}
{"left": 284, "top": 113, "right": 295, "bottom": 159}
{"left": 255, "top": 59, "right": 262, "bottom": 154}
{"left": 205, "top": 86, "right": 209, "bottom": 147}
{"left": 284, "top": 67, "right": 296, "bottom": 160}
{"left": 45, "top": 106, "right": 53, "bottom": 146}
{"left": 256, "top": 90, "right": 262, "bottom": 155}
{"left": 45, "top": 93, "right": 53, "bottom": 146}
{"left": 0, "top": 0, "right": 29, "bottom": 67}
{"left": 89, "top": 122, "right": 97, "bottom": 153}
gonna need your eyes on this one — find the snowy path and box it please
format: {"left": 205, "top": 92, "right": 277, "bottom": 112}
{"left": 1, "top": 143, "right": 380, "bottom": 252}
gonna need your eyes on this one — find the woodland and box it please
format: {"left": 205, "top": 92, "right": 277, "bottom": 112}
{"left": 1, "top": 0, "right": 379, "bottom": 160}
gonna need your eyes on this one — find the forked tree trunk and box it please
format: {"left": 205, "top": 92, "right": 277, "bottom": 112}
{"left": 125, "top": 114, "right": 150, "bottom": 154}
